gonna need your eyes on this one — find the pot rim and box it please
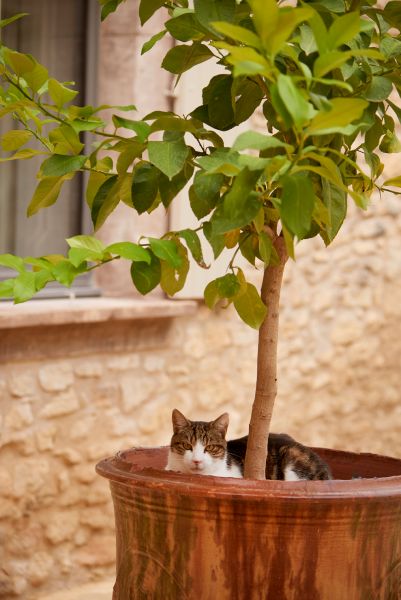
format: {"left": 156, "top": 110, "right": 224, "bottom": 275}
{"left": 96, "top": 446, "right": 401, "bottom": 500}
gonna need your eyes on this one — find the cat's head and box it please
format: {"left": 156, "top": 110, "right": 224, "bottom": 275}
{"left": 167, "top": 409, "right": 229, "bottom": 475}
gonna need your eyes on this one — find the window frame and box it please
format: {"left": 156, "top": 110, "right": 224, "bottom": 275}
{"left": 0, "top": 0, "right": 101, "bottom": 299}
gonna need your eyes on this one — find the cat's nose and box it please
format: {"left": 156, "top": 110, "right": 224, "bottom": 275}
{"left": 193, "top": 459, "right": 202, "bottom": 465}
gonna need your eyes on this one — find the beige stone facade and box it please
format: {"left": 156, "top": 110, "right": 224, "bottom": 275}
{"left": 0, "top": 1, "right": 401, "bottom": 599}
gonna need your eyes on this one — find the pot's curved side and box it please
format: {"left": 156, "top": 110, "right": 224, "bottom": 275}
{"left": 97, "top": 447, "right": 401, "bottom": 600}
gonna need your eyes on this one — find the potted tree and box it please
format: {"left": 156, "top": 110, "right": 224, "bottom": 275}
{"left": 1, "top": 0, "right": 401, "bottom": 597}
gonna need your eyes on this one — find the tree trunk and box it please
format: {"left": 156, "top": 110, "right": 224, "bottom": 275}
{"left": 243, "top": 236, "right": 288, "bottom": 480}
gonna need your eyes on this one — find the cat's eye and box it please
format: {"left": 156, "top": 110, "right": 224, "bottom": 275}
{"left": 205, "top": 444, "right": 221, "bottom": 454}
{"left": 182, "top": 442, "right": 192, "bottom": 451}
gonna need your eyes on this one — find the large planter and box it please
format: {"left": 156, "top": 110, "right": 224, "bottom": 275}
{"left": 96, "top": 446, "right": 401, "bottom": 600}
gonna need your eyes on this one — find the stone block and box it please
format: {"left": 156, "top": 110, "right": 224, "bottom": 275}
{"left": 4, "top": 404, "right": 33, "bottom": 431}
{"left": 40, "top": 389, "right": 80, "bottom": 418}
{"left": 36, "top": 425, "right": 57, "bottom": 451}
{"left": 107, "top": 354, "right": 140, "bottom": 371}
{"left": 74, "top": 534, "right": 116, "bottom": 566}
{"left": 120, "top": 375, "right": 156, "bottom": 412}
{"left": 0, "top": 467, "right": 12, "bottom": 497}
{"left": 7, "top": 524, "right": 43, "bottom": 557}
{"left": 143, "top": 354, "right": 166, "bottom": 372}
{"left": 83, "top": 480, "right": 111, "bottom": 506}
{"left": 72, "top": 464, "right": 97, "bottom": 484}
{"left": 8, "top": 373, "right": 37, "bottom": 398}
{"left": 80, "top": 507, "right": 113, "bottom": 530}
{"left": 27, "top": 551, "right": 54, "bottom": 586}
{"left": 13, "top": 458, "right": 50, "bottom": 498}
{"left": 55, "top": 448, "right": 82, "bottom": 465}
{"left": 39, "top": 363, "right": 74, "bottom": 392}
{"left": 74, "top": 361, "right": 103, "bottom": 378}
{"left": 45, "top": 511, "right": 79, "bottom": 545}
{"left": 0, "top": 499, "right": 21, "bottom": 520}
{"left": 69, "top": 415, "right": 96, "bottom": 440}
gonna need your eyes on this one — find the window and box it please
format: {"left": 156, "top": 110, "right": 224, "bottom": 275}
{"left": 0, "top": 0, "right": 100, "bottom": 297}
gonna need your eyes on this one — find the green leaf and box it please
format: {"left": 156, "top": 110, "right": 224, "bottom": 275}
{"left": 383, "top": 1, "right": 401, "bottom": 29}
{"left": 258, "top": 231, "right": 273, "bottom": 265}
{"left": 203, "top": 222, "right": 225, "bottom": 259}
{"left": 131, "top": 163, "right": 160, "bottom": 213}
{"left": 4, "top": 49, "right": 35, "bottom": 75}
{"left": 327, "top": 12, "right": 360, "bottom": 50}
{"left": 194, "top": 0, "right": 236, "bottom": 31}
{"left": 196, "top": 148, "right": 241, "bottom": 176}
{"left": 211, "top": 22, "right": 262, "bottom": 49}
{"left": 23, "top": 62, "right": 49, "bottom": 93}
{"left": 48, "top": 78, "right": 78, "bottom": 108}
{"left": 112, "top": 116, "right": 151, "bottom": 142}
{"left": 206, "top": 75, "right": 235, "bottom": 130}
{"left": 321, "top": 179, "right": 347, "bottom": 243}
{"left": 363, "top": 77, "right": 393, "bottom": 102}
{"left": 383, "top": 176, "right": 401, "bottom": 189}
{"left": 233, "top": 131, "right": 291, "bottom": 152}
{"left": 106, "top": 242, "right": 151, "bottom": 263}
{"left": 216, "top": 273, "right": 241, "bottom": 299}
{"left": 268, "top": 6, "right": 314, "bottom": 56}
{"left": 234, "top": 79, "right": 264, "bottom": 125}
{"left": 141, "top": 30, "right": 167, "bottom": 54}
{"left": 13, "top": 271, "right": 36, "bottom": 304}
{"left": 51, "top": 261, "right": 86, "bottom": 287}
{"left": 306, "top": 98, "right": 368, "bottom": 136}
{"left": 0, "top": 254, "right": 25, "bottom": 273}
{"left": 41, "top": 154, "right": 87, "bottom": 177}
{"left": 275, "top": 74, "right": 315, "bottom": 128}
{"left": 177, "top": 229, "right": 207, "bottom": 267}
{"left": 0, "top": 13, "right": 28, "bottom": 29}
{"left": 212, "top": 168, "right": 261, "bottom": 234}
{"left": 27, "top": 176, "right": 66, "bottom": 216}
{"left": 314, "top": 49, "right": 383, "bottom": 78}
{"left": 148, "top": 139, "right": 189, "bottom": 180}
{"left": 160, "top": 241, "right": 189, "bottom": 296}
{"left": 1, "top": 130, "right": 32, "bottom": 152}
{"left": 380, "top": 35, "right": 401, "bottom": 59}
{"left": 100, "top": 0, "right": 121, "bottom": 20}
{"left": 0, "top": 149, "right": 45, "bottom": 162}
{"left": 247, "top": 0, "right": 278, "bottom": 52}
{"left": 67, "top": 235, "right": 105, "bottom": 254}
{"left": 148, "top": 238, "right": 183, "bottom": 269}
{"left": 233, "top": 282, "right": 267, "bottom": 329}
{"left": 280, "top": 173, "right": 315, "bottom": 240}
{"left": 161, "top": 43, "right": 213, "bottom": 75}
{"left": 130, "top": 253, "right": 161, "bottom": 295}
{"left": 189, "top": 172, "right": 224, "bottom": 218}
{"left": 204, "top": 280, "right": 220, "bottom": 309}
{"left": 166, "top": 14, "right": 206, "bottom": 42}
{"left": 379, "top": 131, "right": 401, "bottom": 153}
{"left": 91, "top": 175, "right": 119, "bottom": 230}
{"left": 0, "top": 279, "right": 15, "bottom": 299}
{"left": 159, "top": 162, "right": 194, "bottom": 208}
{"left": 49, "top": 125, "right": 84, "bottom": 155}
{"left": 139, "top": 0, "right": 165, "bottom": 25}
{"left": 68, "top": 248, "right": 102, "bottom": 267}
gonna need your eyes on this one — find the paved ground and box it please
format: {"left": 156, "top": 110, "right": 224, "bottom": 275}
{"left": 40, "top": 579, "right": 114, "bottom": 600}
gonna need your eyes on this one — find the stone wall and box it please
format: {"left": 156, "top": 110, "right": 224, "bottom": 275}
{"left": 0, "top": 193, "right": 401, "bottom": 598}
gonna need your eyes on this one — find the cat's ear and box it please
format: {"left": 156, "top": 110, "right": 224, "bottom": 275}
{"left": 172, "top": 409, "right": 190, "bottom": 433}
{"left": 212, "top": 413, "right": 229, "bottom": 436}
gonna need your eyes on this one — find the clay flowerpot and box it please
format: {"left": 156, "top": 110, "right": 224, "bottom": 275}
{"left": 96, "top": 447, "right": 401, "bottom": 600}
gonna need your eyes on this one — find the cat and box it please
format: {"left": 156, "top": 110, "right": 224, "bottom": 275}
{"left": 166, "top": 409, "right": 332, "bottom": 481}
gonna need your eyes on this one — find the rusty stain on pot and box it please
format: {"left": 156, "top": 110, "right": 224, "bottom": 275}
{"left": 97, "top": 447, "right": 401, "bottom": 600}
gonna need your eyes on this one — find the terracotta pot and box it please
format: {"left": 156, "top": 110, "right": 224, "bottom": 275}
{"left": 96, "top": 447, "right": 401, "bottom": 600}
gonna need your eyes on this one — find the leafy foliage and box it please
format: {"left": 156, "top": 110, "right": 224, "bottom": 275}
{"left": 1, "top": 0, "right": 401, "bottom": 327}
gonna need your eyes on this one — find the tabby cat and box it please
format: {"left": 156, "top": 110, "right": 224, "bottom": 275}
{"left": 166, "top": 409, "right": 332, "bottom": 480}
